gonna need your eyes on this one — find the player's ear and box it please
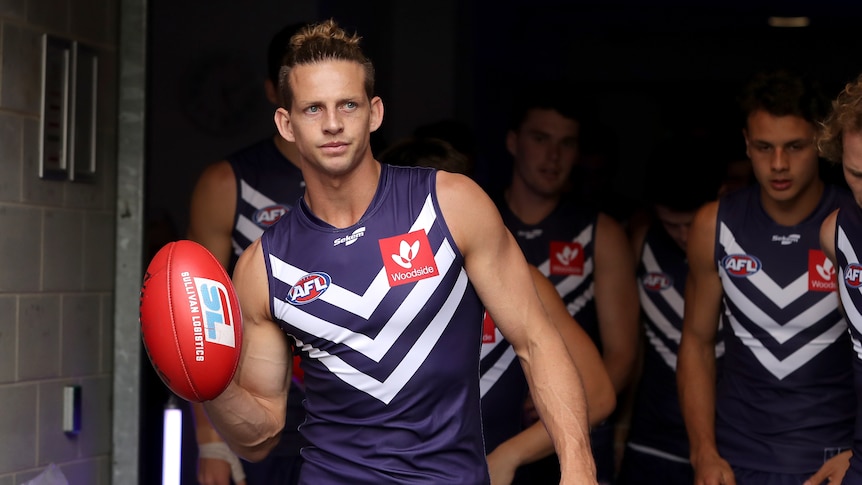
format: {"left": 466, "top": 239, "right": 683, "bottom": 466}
{"left": 275, "top": 108, "right": 295, "bottom": 143}
{"left": 369, "top": 96, "right": 384, "bottom": 133}
{"left": 505, "top": 130, "right": 518, "bottom": 157}
{"left": 264, "top": 79, "right": 279, "bottom": 105}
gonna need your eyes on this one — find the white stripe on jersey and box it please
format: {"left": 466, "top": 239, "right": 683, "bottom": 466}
{"left": 272, "top": 239, "right": 456, "bottom": 361}
{"left": 479, "top": 327, "right": 518, "bottom": 397}
{"left": 641, "top": 243, "right": 685, "bottom": 311}
{"left": 728, "top": 316, "right": 846, "bottom": 380}
{"left": 837, "top": 226, "right": 862, "bottom": 359}
{"left": 293, "top": 268, "right": 470, "bottom": 404}
{"left": 240, "top": 179, "right": 277, "bottom": 208}
{"left": 720, "top": 265, "right": 841, "bottom": 345}
{"left": 719, "top": 223, "right": 812, "bottom": 306}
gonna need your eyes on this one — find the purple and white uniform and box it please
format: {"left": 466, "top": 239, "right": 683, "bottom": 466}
{"left": 261, "top": 164, "right": 488, "bottom": 484}
{"left": 714, "top": 184, "right": 854, "bottom": 474}
{"left": 832, "top": 198, "right": 862, "bottom": 483}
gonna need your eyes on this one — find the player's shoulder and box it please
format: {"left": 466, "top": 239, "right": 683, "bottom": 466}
{"left": 433, "top": 169, "right": 488, "bottom": 202}
{"left": 195, "top": 159, "right": 236, "bottom": 194}
{"left": 225, "top": 136, "right": 277, "bottom": 162}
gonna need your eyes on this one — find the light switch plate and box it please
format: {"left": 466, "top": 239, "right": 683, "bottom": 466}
{"left": 63, "top": 385, "right": 81, "bottom": 435}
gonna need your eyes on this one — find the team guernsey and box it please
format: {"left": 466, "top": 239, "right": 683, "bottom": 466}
{"left": 833, "top": 198, "right": 862, "bottom": 483}
{"left": 495, "top": 196, "right": 613, "bottom": 480}
{"left": 261, "top": 164, "right": 488, "bottom": 484}
{"left": 497, "top": 197, "right": 601, "bottom": 346}
{"left": 227, "top": 136, "right": 305, "bottom": 273}
{"left": 714, "top": 184, "right": 854, "bottom": 473}
{"left": 627, "top": 224, "right": 724, "bottom": 465}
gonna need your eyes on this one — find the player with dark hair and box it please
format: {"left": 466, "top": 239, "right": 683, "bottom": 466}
{"left": 200, "top": 19, "right": 598, "bottom": 484}
{"left": 678, "top": 69, "right": 856, "bottom": 485}
{"left": 494, "top": 82, "right": 640, "bottom": 484}
{"left": 186, "top": 21, "right": 309, "bottom": 485}
{"left": 617, "top": 132, "right": 726, "bottom": 485}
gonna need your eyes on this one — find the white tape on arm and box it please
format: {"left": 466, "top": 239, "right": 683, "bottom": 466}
{"left": 198, "top": 442, "right": 247, "bottom": 483}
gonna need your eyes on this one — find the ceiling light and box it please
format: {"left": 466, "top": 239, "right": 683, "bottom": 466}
{"left": 768, "top": 16, "right": 810, "bottom": 27}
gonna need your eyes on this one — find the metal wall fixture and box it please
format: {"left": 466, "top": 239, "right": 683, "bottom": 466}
{"left": 39, "top": 34, "right": 99, "bottom": 182}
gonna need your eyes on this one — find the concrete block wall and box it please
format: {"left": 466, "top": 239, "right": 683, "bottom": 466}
{"left": 0, "top": 0, "right": 118, "bottom": 483}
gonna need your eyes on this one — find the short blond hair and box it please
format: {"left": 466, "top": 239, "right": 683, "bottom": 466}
{"left": 818, "top": 73, "right": 862, "bottom": 163}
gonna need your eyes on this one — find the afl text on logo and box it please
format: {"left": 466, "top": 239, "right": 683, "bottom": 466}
{"left": 287, "top": 272, "right": 331, "bottom": 305}
{"left": 253, "top": 204, "right": 290, "bottom": 228}
{"left": 845, "top": 263, "right": 862, "bottom": 288}
{"left": 642, "top": 272, "right": 673, "bottom": 291}
{"left": 721, "top": 254, "right": 761, "bottom": 277}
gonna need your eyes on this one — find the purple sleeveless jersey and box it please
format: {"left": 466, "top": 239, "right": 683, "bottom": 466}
{"left": 714, "top": 184, "right": 854, "bottom": 473}
{"left": 261, "top": 164, "right": 489, "bottom": 484}
{"left": 833, "top": 197, "right": 862, "bottom": 483}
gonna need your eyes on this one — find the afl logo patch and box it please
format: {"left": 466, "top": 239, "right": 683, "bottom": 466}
{"left": 722, "top": 254, "right": 761, "bottom": 277}
{"left": 253, "top": 204, "right": 290, "bottom": 228}
{"left": 844, "top": 263, "right": 862, "bottom": 288}
{"left": 287, "top": 272, "right": 331, "bottom": 305}
{"left": 642, "top": 272, "right": 673, "bottom": 291}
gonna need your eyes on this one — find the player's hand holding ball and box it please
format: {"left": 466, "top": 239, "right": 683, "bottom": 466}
{"left": 139, "top": 240, "right": 243, "bottom": 402}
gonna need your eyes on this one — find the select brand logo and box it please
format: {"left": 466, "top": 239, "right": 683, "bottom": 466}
{"left": 549, "top": 241, "right": 584, "bottom": 276}
{"left": 253, "top": 204, "right": 290, "bottom": 228}
{"left": 809, "top": 249, "right": 836, "bottom": 292}
{"left": 287, "top": 272, "right": 331, "bottom": 305}
{"left": 722, "top": 254, "right": 761, "bottom": 277}
{"left": 379, "top": 230, "right": 439, "bottom": 287}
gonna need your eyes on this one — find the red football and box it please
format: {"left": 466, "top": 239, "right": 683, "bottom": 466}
{"left": 139, "top": 240, "right": 243, "bottom": 402}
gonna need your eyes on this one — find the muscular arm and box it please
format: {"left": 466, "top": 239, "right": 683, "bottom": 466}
{"left": 186, "top": 160, "right": 246, "bottom": 483}
{"left": 436, "top": 171, "right": 596, "bottom": 483}
{"left": 676, "top": 201, "right": 732, "bottom": 484}
{"left": 488, "top": 266, "right": 615, "bottom": 484}
{"left": 594, "top": 212, "right": 641, "bottom": 394}
{"left": 202, "top": 239, "right": 292, "bottom": 462}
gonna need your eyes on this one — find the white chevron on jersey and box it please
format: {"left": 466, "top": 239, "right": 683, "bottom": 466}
{"left": 837, "top": 226, "right": 862, "bottom": 359}
{"left": 727, "top": 316, "right": 847, "bottom": 380}
{"left": 479, "top": 327, "right": 517, "bottom": 397}
{"left": 236, "top": 215, "right": 264, "bottom": 249}
{"left": 236, "top": 180, "right": 280, "bottom": 250}
{"left": 643, "top": 324, "right": 677, "bottom": 369}
{"left": 720, "top": 266, "right": 842, "bottom": 344}
{"left": 719, "top": 222, "right": 842, "bottom": 378}
{"left": 271, "top": 239, "right": 456, "bottom": 362}
{"left": 719, "top": 223, "right": 812, "bottom": 306}
{"left": 642, "top": 243, "right": 685, "bottom": 310}
{"left": 241, "top": 178, "right": 278, "bottom": 208}
{"left": 292, "top": 269, "right": 470, "bottom": 404}
{"left": 272, "top": 194, "right": 440, "bottom": 320}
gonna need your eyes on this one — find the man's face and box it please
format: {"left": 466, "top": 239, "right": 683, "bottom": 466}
{"left": 506, "top": 108, "right": 580, "bottom": 198}
{"left": 842, "top": 130, "right": 862, "bottom": 208}
{"left": 654, "top": 204, "right": 698, "bottom": 251}
{"left": 744, "top": 109, "right": 820, "bottom": 204}
{"left": 281, "top": 60, "right": 381, "bottom": 176}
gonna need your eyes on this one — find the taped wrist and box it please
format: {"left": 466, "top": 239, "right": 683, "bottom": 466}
{"left": 198, "top": 442, "right": 246, "bottom": 483}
